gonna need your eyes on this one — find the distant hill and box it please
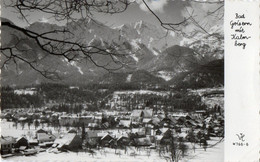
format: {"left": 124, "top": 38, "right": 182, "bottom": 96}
{"left": 99, "top": 70, "right": 166, "bottom": 85}
{"left": 169, "top": 59, "right": 224, "bottom": 89}
{"left": 141, "top": 45, "right": 197, "bottom": 71}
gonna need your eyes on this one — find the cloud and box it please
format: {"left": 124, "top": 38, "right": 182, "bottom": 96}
{"left": 39, "top": 17, "right": 49, "bottom": 23}
{"left": 169, "top": 31, "right": 175, "bottom": 37}
{"left": 136, "top": 0, "right": 169, "bottom": 13}
{"left": 180, "top": 1, "right": 223, "bottom": 33}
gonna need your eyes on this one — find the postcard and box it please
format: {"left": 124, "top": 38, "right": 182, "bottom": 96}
{"left": 0, "top": 0, "right": 259, "bottom": 161}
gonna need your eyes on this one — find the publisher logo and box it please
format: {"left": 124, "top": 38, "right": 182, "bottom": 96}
{"left": 233, "top": 133, "right": 248, "bottom": 147}
{"left": 236, "top": 133, "right": 245, "bottom": 142}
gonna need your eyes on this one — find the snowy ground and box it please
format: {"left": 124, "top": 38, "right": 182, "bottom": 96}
{"left": 1, "top": 120, "right": 224, "bottom": 162}
{"left": 113, "top": 90, "right": 170, "bottom": 97}
{"left": 183, "top": 138, "right": 224, "bottom": 162}
{"left": 2, "top": 147, "right": 166, "bottom": 162}
{"left": 1, "top": 120, "right": 68, "bottom": 139}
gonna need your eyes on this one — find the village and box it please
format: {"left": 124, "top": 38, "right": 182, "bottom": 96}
{"left": 1, "top": 101, "right": 224, "bottom": 161}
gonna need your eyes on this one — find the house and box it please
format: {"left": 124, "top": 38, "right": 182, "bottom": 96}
{"left": 156, "top": 128, "right": 171, "bottom": 136}
{"left": 37, "top": 133, "right": 56, "bottom": 143}
{"left": 59, "top": 115, "right": 80, "bottom": 126}
{"left": 144, "top": 124, "right": 153, "bottom": 136}
{"left": 155, "top": 128, "right": 172, "bottom": 145}
{"left": 40, "top": 115, "right": 49, "bottom": 122}
{"left": 176, "top": 117, "right": 186, "bottom": 126}
{"left": 143, "top": 118, "right": 152, "bottom": 125}
{"left": 102, "top": 122, "right": 110, "bottom": 129}
{"left": 1, "top": 136, "right": 16, "bottom": 155}
{"left": 36, "top": 129, "right": 48, "bottom": 134}
{"left": 54, "top": 133, "right": 82, "bottom": 151}
{"left": 178, "top": 132, "right": 188, "bottom": 141}
{"left": 68, "top": 129, "right": 77, "bottom": 134}
{"left": 87, "top": 130, "right": 107, "bottom": 140}
{"left": 131, "top": 108, "right": 153, "bottom": 123}
{"left": 50, "top": 113, "right": 59, "bottom": 122}
{"left": 193, "top": 110, "right": 206, "bottom": 118}
{"left": 94, "top": 113, "right": 103, "bottom": 124}
{"left": 100, "top": 133, "right": 114, "bottom": 147}
{"left": 185, "top": 120, "right": 196, "bottom": 127}
{"left": 28, "top": 138, "right": 38, "bottom": 146}
{"left": 159, "top": 117, "right": 172, "bottom": 127}
{"left": 18, "top": 117, "right": 27, "bottom": 122}
{"left": 108, "top": 139, "right": 116, "bottom": 148}
{"left": 3, "top": 113, "right": 12, "bottom": 121}
{"left": 118, "top": 120, "right": 131, "bottom": 128}
{"left": 157, "top": 112, "right": 165, "bottom": 121}
{"left": 151, "top": 117, "right": 161, "bottom": 127}
{"left": 195, "top": 123, "right": 203, "bottom": 129}
{"left": 88, "top": 123, "right": 99, "bottom": 129}
{"left": 12, "top": 112, "right": 27, "bottom": 120}
{"left": 168, "top": 115, "right": 177, "bottom": 124}
{"left": 155, "top": 135, "right": 163, "bottom": 146}
{"left": 185, "top": 114, "right": 193, "bottom": 120}
{"left": 85, "top": 130, "right": 104, "bottom": 148}
{"left": 143, "top": 108, "right": 153, "bottom": 118}
{"left": 132, "top": 128, "right": 145, "bottom": 137}
{"left": 59, "top": 115, "right": 95, "bottom": 126}
{"left": 131, "top": 110, "right": 143, "bottom": 123}
{"left": 181, "top": 128, "right": 190, "bottom": 133}
{"left": 52, "top": 132, "right": 62, "bottom": 139}
{"left": 133, "top": 137, "right": 152, "bottom": 146}
{"left": 116, "top": 136, "right": 129, "bottom": 147}
{"left": 14, "top": 136, "right": 28, "bottom": 148}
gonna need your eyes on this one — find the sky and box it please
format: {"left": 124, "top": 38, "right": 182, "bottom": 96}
{"left": 1, "top": 0, "right": 190, "bottom": 28}
{"left": 1, "top": 0, "right": 223, "bottom": 40}
{"left": 93, "top": 0, "right": 190, "bottom": 27}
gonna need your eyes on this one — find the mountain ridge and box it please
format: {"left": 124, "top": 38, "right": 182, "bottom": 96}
{"left": 1, "top": 17, "right": 223, "bottom": 88}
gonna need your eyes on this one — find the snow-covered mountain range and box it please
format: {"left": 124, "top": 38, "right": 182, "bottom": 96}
{"left": 1, "top": 17, "right": 223, "bottom": 87}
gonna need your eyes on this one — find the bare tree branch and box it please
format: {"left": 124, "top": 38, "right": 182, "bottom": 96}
{"left": 1, "top": 0, "right": 224, "bottom": 81}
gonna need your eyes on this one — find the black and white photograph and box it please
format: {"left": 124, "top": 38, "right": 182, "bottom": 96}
{"left": 1, "top": 0, "right": 225, "bottom": 161}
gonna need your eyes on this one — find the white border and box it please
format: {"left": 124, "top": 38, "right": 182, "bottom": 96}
{"left": 224, "top": 0, "right": 260, "bottom": 161}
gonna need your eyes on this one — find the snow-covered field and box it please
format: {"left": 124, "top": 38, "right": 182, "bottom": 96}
{"left": 1, "top": 121, "right": 224, "bottom": 162}
{"left": 183, "top": 138, "right": 224, "bottom": 162}
{"left": 113, "top": 90, "right": 170, "bottom": 97}
{"left": 2, "top": 147, "right": 166, "bottom": 162}
{"left": 1, "top": 142, "right": 224, "bottom": 162}
{"left": 1, "top": 120, "right": 67, "bottom": 139}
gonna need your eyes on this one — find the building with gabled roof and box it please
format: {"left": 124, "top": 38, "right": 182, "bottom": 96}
{"left": 36, "top": 129, "right": 47, "bottom": 134}
{"left": 133, "top": 137, "right": 152, "bottom": 146}
{"left": 143, "top": 108, "right": 153, "bottom": 118}
{"left": 14, "top": 136, "right": 28, "bottom": 148}
{"left": 155, "top": 128, "right": 172, "bottom": 146}
{"left": 100, "top": 133, "right": 114, "bottom": 147}
{"left": 54, "top": 133, "right": 82, "bottom": 151}
{"left": 116, "top": 135, "right": 129, "bottom": 147}
{"left": 68, "top": 129, "right": 77, "bottom": 134}
{"left": 131, "top": 108, "right": 153, "bottom": 123}
{"left": 118, "top": 120, "right": 131, "bottom": 128}
{"left": 37, "top": 133, "right": 56, "bottom": 143}
{"left": 1, "top": 136, "right": 16, "bottom": 155}
{"left": 131, "top": 110, "right": 143, "bottom": 123}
